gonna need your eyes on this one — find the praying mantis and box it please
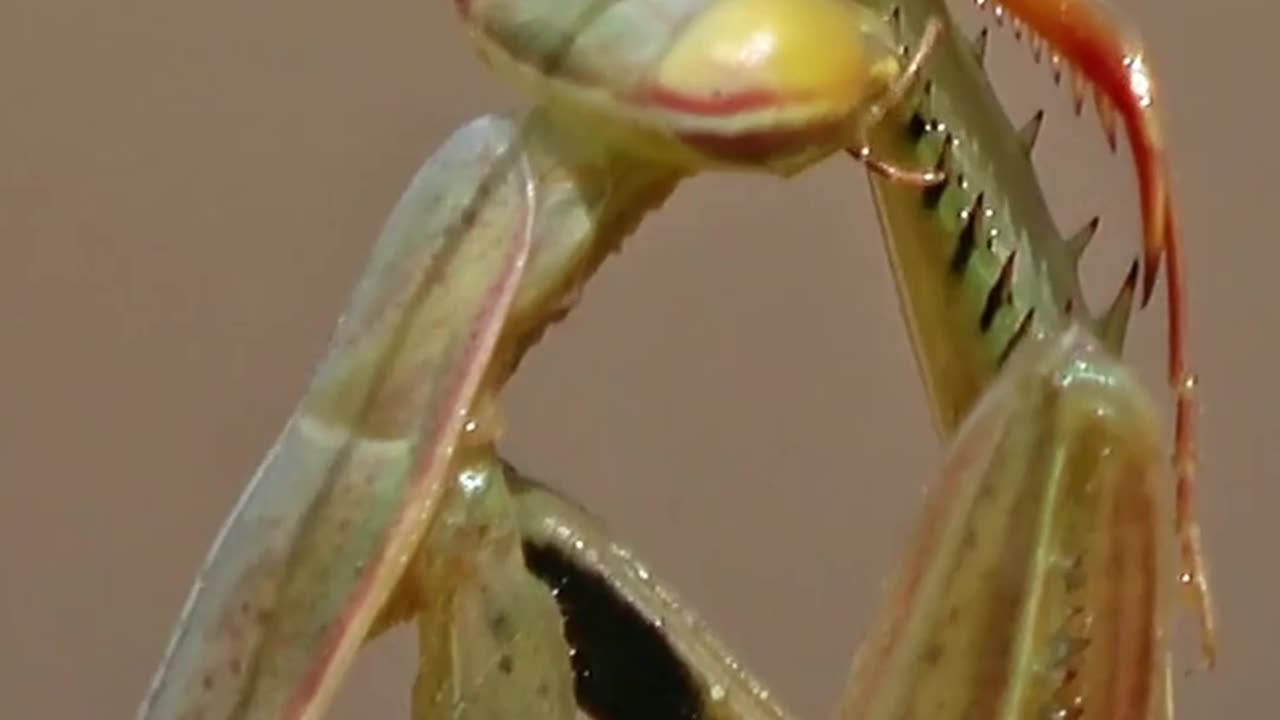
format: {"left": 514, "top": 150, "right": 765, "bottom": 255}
{"left": 135, "top": 0, "right": 1217, "bottom": 717}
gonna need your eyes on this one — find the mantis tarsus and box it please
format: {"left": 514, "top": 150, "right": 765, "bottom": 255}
{"left": 136, "top": 0, "right": 1214, "bottom": 718}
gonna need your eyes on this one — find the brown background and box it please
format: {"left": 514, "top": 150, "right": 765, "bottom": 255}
{"left": 1, "top": 0, "right": 1273, "bottom": 717}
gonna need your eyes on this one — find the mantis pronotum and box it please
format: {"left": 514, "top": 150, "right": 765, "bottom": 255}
{"left": 136, "top": 0, "right": 1213, "bottom": 718}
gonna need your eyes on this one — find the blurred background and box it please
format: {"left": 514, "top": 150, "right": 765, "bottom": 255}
{"left": 1, "top": 0, "right": 1273, "bottom": 717}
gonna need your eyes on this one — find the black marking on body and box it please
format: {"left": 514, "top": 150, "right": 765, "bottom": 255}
{"left": 951, "top": 193, "right": 982, "bottom": 274}
{"left": 901, "top": 98, "right": 1033, "bottom": 363}
{"left": 522, "top": 540, "right": 707, "bottom": 720}
{"left": 907, "top": 110, "right": 930, "bottom": 141}
{"left": 980, "top": 250, "right": 1017, "bottom": 332}
{"left": 972, "top": 27, "right": 990, "bottom": 65}
{"left": 488, "top": 607, "right": 513, "bottom": 638}
{"left": 922, "top": 133, "right": 953, "bottom": 210}
{"left": 996, "top": 307, "right": 1035, "bottom": 367}
{"left": 889, "top": 6, "right": 904, "bottom": 39}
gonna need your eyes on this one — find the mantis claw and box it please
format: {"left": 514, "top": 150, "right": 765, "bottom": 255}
{"left": 849, "top": 15, "right": 947, "bottom": 187}
{"left": 847, "top": 145, "right": 946, "bottom": 186}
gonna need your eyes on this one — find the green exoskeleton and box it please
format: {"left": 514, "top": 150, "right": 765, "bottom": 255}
{"left": 135, "top": 0, "right": 1213, "bottom": 718}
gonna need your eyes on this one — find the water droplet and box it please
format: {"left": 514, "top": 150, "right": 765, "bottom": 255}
{"left": 459, "top": 468, "right": 486, "bottom": 494}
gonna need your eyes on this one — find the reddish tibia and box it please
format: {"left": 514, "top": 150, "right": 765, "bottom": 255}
{"left": 974, "top": 0, "right": 1214, "bottom": 667}
{"left": 977, "top": 0, "right": 1170, "bottom": 300}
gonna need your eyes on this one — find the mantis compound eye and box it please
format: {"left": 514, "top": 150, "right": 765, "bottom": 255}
{"left": 652, "top": 0, "right": 904, "bottom": 117}
{"left": 649, "top": 0, "right": 942, "bottom": 182}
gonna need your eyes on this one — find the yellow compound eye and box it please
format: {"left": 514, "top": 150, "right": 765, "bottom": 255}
{"left": 653, "top": 0, "right": 901, "bottom": 117}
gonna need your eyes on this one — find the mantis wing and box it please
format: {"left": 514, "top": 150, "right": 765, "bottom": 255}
{"left": 838, "top": 325, "right": 1173, "bottom": 720}
{"left": 137, "top": 114, "right": 536, "bottom": 720}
